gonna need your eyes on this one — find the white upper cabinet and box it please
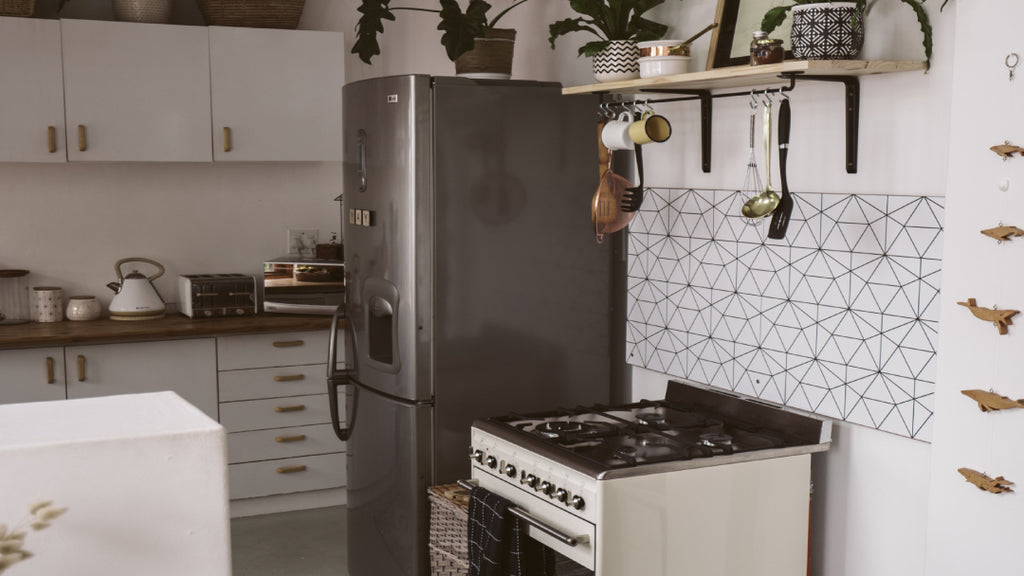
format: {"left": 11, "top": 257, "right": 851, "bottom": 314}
{"left": 0, "top": 18, "right": 66, "bottom": 162}
{"left": 61, "top": 19, "right": 213, "bottom": 162}
{"left": 209, "top": 26, "right": 344, "bottom": 162}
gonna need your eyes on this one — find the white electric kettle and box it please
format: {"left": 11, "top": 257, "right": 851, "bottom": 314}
{"left": 107, "top": 257, "right": 166, "bottom": 321}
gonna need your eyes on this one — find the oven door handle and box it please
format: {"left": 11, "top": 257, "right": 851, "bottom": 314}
{"left": 456, "top": 479, "right": 589, "bottom": 547}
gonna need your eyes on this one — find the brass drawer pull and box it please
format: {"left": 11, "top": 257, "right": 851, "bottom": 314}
{"left": 228, "top": 291, "right": 252, "bottom": 297}
{"left": 274, "top": 374, "right": 305, "bottom": 382}
{"left": 77, "top": 355, "right": 86, "bottom": 382}
{"left": 45, "top": 356, "right": 55, "bottom": 384}
{"left": 223, "top": 126, "right": 232, "bottom": 152}
{"left": 48, "top": 126, "right": 56, "bottom": 153}
{"left": 77, "top": 125, "right": 87, "bottom": 152}
{"left": 276, "top": 465, "right": 307, "bottom": 474}
{"left": 274, "top": 404, "right": 306, "bottom": 413}
{"left": 275, "top": 434, "right": 307, "bottom": 443}
{"left": 272, "top": 340, "right": 304, "bottom": 348}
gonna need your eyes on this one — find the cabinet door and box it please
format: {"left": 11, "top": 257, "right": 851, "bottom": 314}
{"left": 0, "top": 18, "right": 66, "bottom": 162}
{"left": 66, "top": 339, "right": 217, "bottom": 419}
{"left": 209, "top": 27, "right": 344, "bottom": 161}
{"left": 0, "top": 348, "right": 66, "bottom": 403}
{"left": 61, "top": 19, "right": 212, "bottom": 162}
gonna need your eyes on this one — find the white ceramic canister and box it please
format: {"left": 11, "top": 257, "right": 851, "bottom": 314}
{"left": 31, "top": 286, "right": 63, "bottom": 323}
{"left": 66, "top": 295, "right": 102, "bottom": 321}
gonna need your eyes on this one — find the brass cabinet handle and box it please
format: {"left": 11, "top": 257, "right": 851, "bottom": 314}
{"left": 223, "top": 126, "right": 232, "bottom": 152}
{"left": 276, "top": 465, "right": 307, "bottom": 474}
{"left": 274, "top": 404, "right": 306, "bottom": 413}
{"left": 228, "top": 292, "right": 252, "bottom": 297}
{"left": 273, "top": 374, "right": 305, "bottom": 382}
{"left": 77, "top": 355, "right": 86, "bottom": 382}
{"left": 77, "top": 125, "right": 87, "bottom": 152}
{"left": 272, "top": 340, "right": 304, "bottom": 348}
{"left": 275, "top": 434, "right": 307, "bottom": 443}
{"left": 45, "top": 356, "right": 55, "bottom": 384}
{"left": 47, "top": 126, "right": 56, "bottom": 153}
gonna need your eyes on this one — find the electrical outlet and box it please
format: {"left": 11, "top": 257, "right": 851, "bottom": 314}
{"left": 287, "top": 229, "right": 319, "bottom": 257}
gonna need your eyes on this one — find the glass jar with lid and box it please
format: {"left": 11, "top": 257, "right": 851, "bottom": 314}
{"left": 751, "top": 31, "right": 785, "bottom": 66}
{"left": 0, "top": 270, "right": 31, "bottom": 324}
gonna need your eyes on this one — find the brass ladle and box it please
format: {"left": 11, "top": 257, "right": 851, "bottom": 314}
{"left": 741, "top": 96, "right": 781, "bottom": 219}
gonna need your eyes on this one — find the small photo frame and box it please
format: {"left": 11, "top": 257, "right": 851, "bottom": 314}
{"left": 707, "top": 0, "right": 794, "bottom": 69}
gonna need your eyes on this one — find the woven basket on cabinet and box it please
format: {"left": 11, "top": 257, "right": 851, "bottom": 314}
{"left": 0, "top": 0, "right": 35, "bottom": 16}
{"left": 196, "top": 0, "right": 305, "bottom": 29}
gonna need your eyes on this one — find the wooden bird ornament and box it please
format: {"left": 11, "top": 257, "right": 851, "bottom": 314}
{"left": 959, "top": 468, "right": 1014, "bottom": 494}
{"left": 991, "top": 142, "right": 1024, "bottom": 159}
{"left": 957, "top": 298, "right": 1019, "bottom": 335}
{"left": 981, "top": 225, "right": 1024, "bottom": 242}
{"left": 961, "top": 389, "right": 1024, "bottom": 412}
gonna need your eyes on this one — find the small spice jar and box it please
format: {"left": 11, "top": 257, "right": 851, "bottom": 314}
{"left": 750, "top": 31, "right": 785, "bottom": 66}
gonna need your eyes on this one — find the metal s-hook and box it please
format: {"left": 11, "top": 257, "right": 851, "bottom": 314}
{"left": 1007, "top": 52, "right": 1019, "bottom": 81}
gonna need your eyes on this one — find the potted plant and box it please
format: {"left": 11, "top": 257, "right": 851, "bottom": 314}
{"left": 760, "top": 0, "right": 934, "bottom": 70}
{"left": 353, "top": 0, "right": 529, "bottom": 77}
{"left": 548, "top": 0, "right": 682, "bottom": 83}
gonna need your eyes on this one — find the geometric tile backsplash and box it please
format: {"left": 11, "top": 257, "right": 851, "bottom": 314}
{"left": 626, "top": 189, "right": 944, "bottom": 441}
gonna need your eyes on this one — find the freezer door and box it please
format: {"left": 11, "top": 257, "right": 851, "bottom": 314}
{"left": 346, "top": 383, "right": 433, "bottom": 576}
{"left": 342, "top": 75, "right": 433, "bottom": 403}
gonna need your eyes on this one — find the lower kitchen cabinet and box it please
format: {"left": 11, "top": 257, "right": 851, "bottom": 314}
{"left": 66, "top": 339, "right": 218, "bottom": 420}
{"left": 0, "top": 347, "right": 66, "bottom": 403}
{"left": 217, "top": 330, "right": 347, "bottom": 501}
{"left": 228, "top": 453, "right": 346, "bottom": 500}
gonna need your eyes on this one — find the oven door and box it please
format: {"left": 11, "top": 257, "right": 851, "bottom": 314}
{"left": 472, "top": 469, "right": 596, "bottom": 571}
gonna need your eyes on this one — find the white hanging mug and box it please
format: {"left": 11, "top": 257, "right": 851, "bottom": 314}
{"left": 600, "top": 111, "right": 635, "bottom": 151}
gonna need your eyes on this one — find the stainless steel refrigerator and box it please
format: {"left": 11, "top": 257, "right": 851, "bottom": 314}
{"left": 328, "top": 75, "right": 623, "bottom": 576}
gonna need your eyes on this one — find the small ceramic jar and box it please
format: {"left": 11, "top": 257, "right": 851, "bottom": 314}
{"left": 66, "top": 295, "right": 102, "bottom": 321}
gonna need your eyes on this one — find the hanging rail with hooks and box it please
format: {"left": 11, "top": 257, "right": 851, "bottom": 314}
{"left": 566, "top": 59, "right": 926, "bottom": 174}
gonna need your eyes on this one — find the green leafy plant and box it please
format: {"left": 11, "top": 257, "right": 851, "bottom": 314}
{"left": 760, "top": 0, "right": 936, "bottom": 70}
{"left": 353, "top": 0, "right": 529, "bottom": 64}
{"left": 548, "top": 0, "right": 682, "bottom": 58}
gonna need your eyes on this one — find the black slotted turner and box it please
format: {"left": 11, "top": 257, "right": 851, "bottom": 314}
{"left": 767, "top": 98, "right": 792, "bottom": 239}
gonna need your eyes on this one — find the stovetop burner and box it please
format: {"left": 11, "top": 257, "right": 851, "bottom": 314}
{"left": 482, "top": 386, "right": 820, "bottom": 473}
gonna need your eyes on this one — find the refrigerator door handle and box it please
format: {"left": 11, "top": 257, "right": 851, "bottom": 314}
{"left": 328, "top": 304, "right": 357, "bottom": 441}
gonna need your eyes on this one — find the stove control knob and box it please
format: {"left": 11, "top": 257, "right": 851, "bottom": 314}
{"left": 470, "top": 449, "right": 483, "bottom": 464}
{"left": 524, "top": 474, "right": 538, "bottom": 488}
{"left": 486, "top": 456, "right": 497, "bottom": 469}
{"left": 540, "top": 481, "right": 554, "bottom": 496}
{"left": 555, "top": 488, "right": 568, "bottom": 503}
{"left": 504, "top": 464, "right": 517, "bottom": 478}
{"left": 571, "top": 495, "right": 585, "bottom": 510}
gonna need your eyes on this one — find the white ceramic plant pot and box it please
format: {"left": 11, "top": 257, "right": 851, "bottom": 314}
{"left": 593, "top": 40, "right": 640, "bottom": 83}
{"left": 790, "top": 2, "right": 864, "bottom": 60}
{"left": 111, "top": 0, "right": 173, "bottom": 24}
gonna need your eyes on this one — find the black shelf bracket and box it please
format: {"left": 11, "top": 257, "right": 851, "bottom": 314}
{"left": 615, "top": 72, "right": 861, "bottom": 174}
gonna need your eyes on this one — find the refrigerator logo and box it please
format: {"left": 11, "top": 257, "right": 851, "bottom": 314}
{"left": 387, "top": 94, "right": 399, "bottom": 103}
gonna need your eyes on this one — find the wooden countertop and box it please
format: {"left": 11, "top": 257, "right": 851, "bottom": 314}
{"left": 0, "top": 314, "right": 340, "bottom": 350}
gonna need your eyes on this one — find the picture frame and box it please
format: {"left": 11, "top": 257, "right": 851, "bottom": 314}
{"left": 707, "top": 0, "right": 794, "bottom": 69}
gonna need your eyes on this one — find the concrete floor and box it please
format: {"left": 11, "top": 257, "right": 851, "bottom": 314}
{"left": 231, "top": 506, "right": 348, "bottom": 576}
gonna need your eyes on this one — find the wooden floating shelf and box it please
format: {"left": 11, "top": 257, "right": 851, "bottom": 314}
{"left": 562, "top": 60, "right": 926, "bottom": 95}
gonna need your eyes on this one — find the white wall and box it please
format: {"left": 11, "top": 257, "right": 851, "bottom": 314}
{"left": 926, "top": 1, "right": 1024, "bottom": 573}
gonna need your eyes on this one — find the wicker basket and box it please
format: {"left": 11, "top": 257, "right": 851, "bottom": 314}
{"left": 196, "top": 0, "right": 305, "bottom": 29}
{"left": 428, "top": 484, "right": 470, "bottom": 576}
{"left": 0, "top": 0, "right": 34, "bottom": 16}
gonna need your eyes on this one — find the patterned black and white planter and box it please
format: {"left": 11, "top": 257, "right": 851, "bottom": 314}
{"left": 593, "top": 40, "right": 640, "bottom": 83}
{"left": 790, "top": 2, "right": 864, "bottom": 60}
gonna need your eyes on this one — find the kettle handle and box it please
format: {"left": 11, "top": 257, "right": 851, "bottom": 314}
{"left": 114, "top": 257, "right": 165, "bottom": 282}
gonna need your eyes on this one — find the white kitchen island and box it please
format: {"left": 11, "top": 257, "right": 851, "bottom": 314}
{"left": 0, "top": 392, "right": 231, "bottom": 576}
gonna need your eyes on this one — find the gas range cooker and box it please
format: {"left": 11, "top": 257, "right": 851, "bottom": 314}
{"left": 468, "top": 380, "right": 832, "bottom": 576}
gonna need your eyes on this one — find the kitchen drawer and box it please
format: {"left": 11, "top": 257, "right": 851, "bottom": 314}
{"left": 217, "top": 330, "right": 336, "bottom": 370}
{"left": 229, "top": 453, "right": 346, "bottom": 499}
{"left": 219, "top": 393, "right": 336, "bottom": 433}
{"left": 219, "top": 364, "right": 327, "bottom": 402}
{"left": 227, "top": 423, "right": 344, "bottom": 464}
